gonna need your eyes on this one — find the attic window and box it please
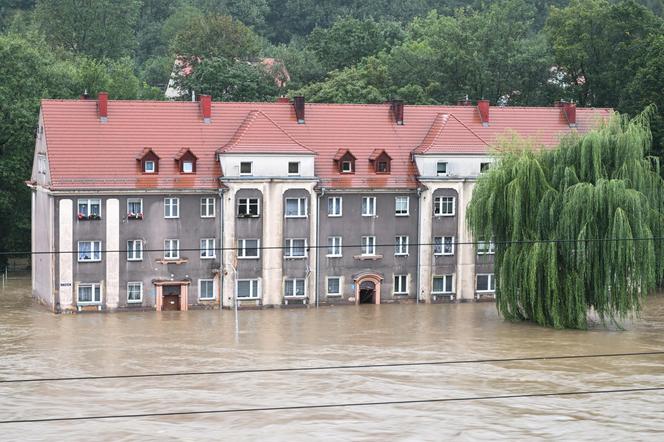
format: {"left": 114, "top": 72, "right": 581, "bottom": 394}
{"left": 183, "top": 161, "right": 193, "bottom": 173}
{"left": 137, "top": 148, "right": 160, "bottom": 174}
{"left": 145, "top": 161, "right": 155, "bottom": 173}
{"left": 175, "top": 149, "right": 197, "bottom": 174}
{"left": 341, "top": 161, "right": 353, "bottom": 173}
{"left": 369, "top": 150, "right": 391, "bottom": 174}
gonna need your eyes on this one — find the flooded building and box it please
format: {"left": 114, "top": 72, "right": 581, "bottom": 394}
{"left": 27, "top": 94, "right": 609, "bottom": 312}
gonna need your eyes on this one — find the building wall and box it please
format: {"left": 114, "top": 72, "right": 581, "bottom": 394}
{"left": 31, "top": 188, "right": 55, "bottom": 309}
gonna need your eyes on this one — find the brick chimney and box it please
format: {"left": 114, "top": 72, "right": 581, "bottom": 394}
{"left": 562, "top": 102, "right": 576, "bottom": 128}
{"left": 294, "top": 96, "right": 305, "bottom": 124}
{"left": 200, "top": 94, "right": 212, "bottom": 124}
{"left": 276, "top": 96, "right": 290, "bottom": 103}
{"left": 477, "top": 99, "right": 490, "bottom": 127}
{"left": 97, "top": 91, "right": 108, "bottom": 123}
{"left": 390, "top": 100, "right": 404, "bottom": 125}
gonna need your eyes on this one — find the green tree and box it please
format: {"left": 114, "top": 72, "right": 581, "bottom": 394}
{"left": 34, "top": 0, "right": 141, "bottom": 59}
{"left": 467, "top": 109, "right": 664, "bottom": 329}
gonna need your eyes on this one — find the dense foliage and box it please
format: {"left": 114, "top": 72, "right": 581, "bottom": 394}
{"left": 467, "top": 109, "right": 664, "bottom": 328}
{"left": 0, "top": 0, "right": 663, "bottom": 269}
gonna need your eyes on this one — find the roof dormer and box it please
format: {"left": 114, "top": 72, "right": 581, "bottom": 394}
{"left": 369, "top": 149, "right": 391, "bottom": 174}
{"left": 175, "top": 148, "right": 197, "bottom": 174}
{"left": 136, "top": 148, "right": 159, "bottom": 174}
{"left": 334, "top": 149, "right": 356, "bottom": 174}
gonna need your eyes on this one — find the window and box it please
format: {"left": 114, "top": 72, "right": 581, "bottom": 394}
{"left": 238, "top": 198, "right": 259, "bottom": 217}
{"left": 127, "top": 282, "right": 143, "bottom": 303}
{"left": 127, "top": 198, "right": 143, "bottom": 220}
{"left": 201, "top": 197, "right": 215, "bottom": 218}
{"left": 395, "top": 196, "right": 409, "bottom": 216}
{"left": 437, "top": 161, "right": 448, "bottom": 176}
{"left": 77, "top": 199, "right": 101, "bottom": 220}
{"left": 237, "top": 239, "right": 259, "bottom": 258}
{"left": 37, "top": 154, "right": 47, "bottom": 174}
{"left": 285, "top": 238, "right": 307, "bottom": 258}
{"left": 236, "top": 279, "right": 260, "bottom": 299}
{"left": 362, "top": 196, "right": 376, "bottom": 216}
{"left": 285, "top": 197, "right": 307, "bottom": 217}
{"left": 480, "top": 162, "right": 491, "bottom": 173}
{"left": 341, "top": 161, "right": 353, "bottom": 173}
{"left": 432, "top": 275, "right": 454, "bottom": 294}
{"left": 199, "top": 279, "right": 215, "bottom": 300}
{"left": 127, "top": 240, "right": 143, "bottom": 261}
{"left": 395, "top": 236, "right": 409, "bottom": 256}
{"left": 327, "top": 196, "right": 342, "bottom": 217}
{"left": 240, "top": 161, "right": 253, "bottom": 175}
{"left": 433, "top": 236, "right": 455, "bottom": 256}
{"left": 327, "top": 277, "right": 341, "bottom": 296}
{"left": 477, "top": 240, "right": 495, "bottom": 255}
{"left": 434, "top": 196, "right": 455, "bottom": 216}
{"left": 394, "top": 275, "right": 408, "bottom": 294}
{"left": 77, "top": 283, "right": 101, "bottom": 304}
{"left": 327, "top": 236, "right": 342, "bottom": 257}
{"left": 78, "top": 241, "right": 101, "bottom": 262}
{"left": 164, "top": 197, "right": 179, "bottom": 218}
{"left": 288, "top": 162, "right": 300, "bottom": 175}
{"left": 182, "top": 161, "right": 194, "bottom": 173}
{"left": 377, "top": 161, "right": 389, "bottom": 173}
{"left": 476, "top": 274, "right": 496, "bottom": 292}
{"left": 200, "top": 239, "right": 216, "bottom": 259}
{"left": 337, "top": 151, "right": 356, "bottom": 173}
{"left": 144, "top": 160, "right": 155, "bottom": 173}
{"left": 284, "top": 279, "right": 306, "bottom": 297}
{"left": 361, "top": 236, "right": 376, "bottom": 256}
{"left": 164, "top": 239, "right": 180, "bottom": 260}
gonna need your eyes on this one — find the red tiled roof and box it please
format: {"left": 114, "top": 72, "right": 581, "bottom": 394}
{"left": 40, "top": 99, "right": 611, "bottom": 190}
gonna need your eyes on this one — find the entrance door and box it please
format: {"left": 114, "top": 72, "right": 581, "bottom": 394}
{"left": 359, "top": 281, "right": 375, "bottom": 304}
{"left": 162, "top": 285, "right": 181, "bottom": 311}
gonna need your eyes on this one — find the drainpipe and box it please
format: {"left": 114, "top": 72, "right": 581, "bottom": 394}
{"left": 316, "top": 187, "right": 325, "bottom": 308}
{"left": 219, "top": 187, "right": 226, "bottom": 310}
{"left": 416, "top": 186, "right": 422, "bottom": 304}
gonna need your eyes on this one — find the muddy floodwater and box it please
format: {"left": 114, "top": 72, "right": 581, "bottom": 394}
{"left": 1, "top": 278, "right": 664, "bottom": 441}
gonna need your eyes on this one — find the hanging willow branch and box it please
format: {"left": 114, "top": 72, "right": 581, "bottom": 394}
{"left": 467, "top": 107, "right": 664, "bottom": 329}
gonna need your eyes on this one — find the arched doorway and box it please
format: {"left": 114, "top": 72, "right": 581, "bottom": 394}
{"left": 354, "top": 273, "right": 383, "bottom": 304}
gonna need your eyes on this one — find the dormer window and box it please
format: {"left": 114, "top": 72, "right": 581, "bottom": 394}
{"left": 137, "top": 148, "right": 160, "bottom": 174}
{"left": 369, "top": 150, "right": 391, "bottom": 174}
{"left": 175, "top": 148, "right": 197, "bottom": 174}
{"left": 334, "top": 149, "right": 356, "bottom": 174}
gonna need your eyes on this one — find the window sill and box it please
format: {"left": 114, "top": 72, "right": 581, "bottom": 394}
{"left": 285, "top": 215, "right": 308, "bottom": 219}
{"left": 284, "top": 256, "right": 307, "bottom": 260}
{"left": 284, "top": 295, "right": 307, "bottom": 299}
{"left": 201, "top": 215, "right": 216, "bottom": 219}
{"left": 326, "top": 255, "right": 342, "bottom": 258}
{"left": 164, "top": 216, "right": 180, "bottom": 220}
{"left": 434, "top": 214, "right": 456, "bottom": 217}
{"left": 237, "top": 214, "right": 260, "bottom": 218}
{"left": 78, "top": 260, "right": 102, "bottom": 263}
{"left": 327, "top": 214, "right": 342, "bottom": 217}
{"left": 127, "top": 258, "right": 143, "bottom": 262}
{"left": 361, "top": 214, "right": 377, "bottom": 218}
{"left": 238, "top": 256, "right": 260, "bottom": 260}
{"left": 395, "top": 254, "right": 409, "bottom": 257}
{"left": 127, "top": 300, "right": 143, "bottom": 304}
{"left": 326, "top": 293, "right": 342, "bottom": 297}
{"left": 157, "top": 258, "right": 188, "bottom": 264}
{"left": 354, "top": 254, "right": 383, "bottom": 261}
{"left": 199, "top": 297, "right": 216, "bottom": 301}
{"left": 395, "top": 213, "right": 410, "bottom": 217}
{"left": 393, "top": 293, "right": 409, "bottom": 296}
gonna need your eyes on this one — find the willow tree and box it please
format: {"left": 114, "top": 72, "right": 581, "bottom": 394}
{"left": 467, "top": 109, "right": 664, "bottom": 329}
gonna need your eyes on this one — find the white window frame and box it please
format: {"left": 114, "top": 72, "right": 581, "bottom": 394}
{"left": 237, "top": 198, "right": 260, "bottom": 217}
{"left": 285, "top": 197, "right": 307, "bottom": 218}
{"left": 477, "top": 240, "right": 496, "bottom": 255}
{"left": 237, "top": 239, "right": 260, "bottom": 259}
{"left": 127, "top": 239, "right": 143, "bottom": 261}
{"left": 240, "top": 161, "right": 253, "bottom": 176}
{"left": 164, "top": 239, "right": 180, "bottom": 260}
{"left": 362, "top": 196, "right": 376, "bottom": 217}
{"left": 236, "top": 279, "right": 260, "bottom": 299}
{"left": 199, "top": 279, "right": 215, "bottom": 300}
{"left": 200, "top": 238, "right": 216, "bottom": 259}
{"left": 327, "top": 236, "right": 342, "bottom": 257}
{"left": 394, "top": 235, "right": 409, "bottom": 256}
{"left": 182, "top": 161, "right": 194, "bottom": 174}
{"left": 144, "top": 160, "right": 155, "bottom": 173}
{"left": 164, "top": 197, "right": 179, "bottom": 219}
{"left": 78, "top": 240, "right": 102, "bottom": 262}
{"left": 395, "top": 196, "right": 409, "bottom": 216}
{"left": 200, "top": 197, "right": 215, "bottom": 218}
{"left": 394, "top": 275, "right": 409, "bottom": 294}
{"left": 476, "top": 273, "right": 496, "bottom": 293}
{"left": 434, "top": 196, "right": 456, "bottom": 216}
{"left": 77, "top": 283, "right": 102, "bottom": 305}
{"left": 327, "top": 196, "right": 342, "bottom": 217}
{"left": 326, "top": 276, "right": 342, "bottom": 296}
{"left": 284, "top": 278, "right": 306, "bottom": 297}
{"left": 341, "top": 160, "right": 353, "bottom": 173}
{"left": 127, "top": 198, "right": 143, "bottom": 219}
{"left": 437, "top": 161, "right": 448, "bottom": 176}
{"left": 361, "top": 236, "right": 376, "bottom": 256}
{"left": 127, "top": 282, "right": 143, "bottom": 303}
{"left": 288, "top": 161, "right": 300, "bottom": 176}
{"left": 38, "top": 154, "right": 47, "bottom": 174}
{"left": 77, "top": 198, "right": 102, "bottom": 219}
{"left": 432, "top": 275, "right": 454, "bottom": 294}
{"left": 284, "top": 238, "right": 307, "bottom": 258}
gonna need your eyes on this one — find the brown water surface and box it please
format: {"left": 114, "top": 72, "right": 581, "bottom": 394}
{"left": 1, "top": 278, "right": 664, "bottom": 441}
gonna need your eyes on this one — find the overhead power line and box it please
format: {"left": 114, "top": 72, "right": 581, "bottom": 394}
{"left": 1, "top": 386, "right": 662, "bottom": 424}
{"left": 2, "top": 350, "right": 662, "bottom": 384}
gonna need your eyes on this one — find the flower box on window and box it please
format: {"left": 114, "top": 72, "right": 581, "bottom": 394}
{"left": 127, "top": 212, "right": 144, "bottom": 220}
{"left": 78, "top": 213, "right": 101, "bottom": 221}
